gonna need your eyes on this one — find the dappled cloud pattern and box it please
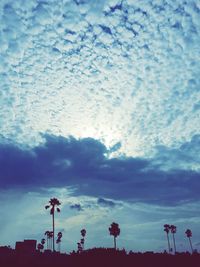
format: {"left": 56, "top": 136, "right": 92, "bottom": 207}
{"left": 0, "top": 0, "right": 200, "bottom": 156}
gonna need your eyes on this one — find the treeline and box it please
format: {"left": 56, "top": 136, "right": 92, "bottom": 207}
{"left": 0, "top": 247, "right": 199, "bottom": 267}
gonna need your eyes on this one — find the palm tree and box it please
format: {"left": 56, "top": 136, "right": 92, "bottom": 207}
{"left": 170, "top": 225, "right": 177, "bottom": 253}
{"left": 185, "top": 229, "right": 193, "bottom": 253}
{"left": 164, "top": 224, "right": 171, "bottom": 253}
{"left": 80, "top": 229, "right": 86, "bottom": 250}
{"left": 41, "top": 238, "right": 45, "bottom": 252}
{"left": 49, "top": 231, "right": 53, "bottom": 250}
{"left": 56, "top": 232, "right": 62, "bottom": 252}
{"left": 45, "top": 198, "right": 61, "bottom": 251}
{"left": 37, "top": 243, "right": 44, "bottom": 252}
{"left": 109, "top": 222, "right": 120, "bottom": 249}
{"left": 45, "top": 231, "right": 51, "bottom": 250}
{"left": 77, "top": 242, "right": 82, "bottom": 253}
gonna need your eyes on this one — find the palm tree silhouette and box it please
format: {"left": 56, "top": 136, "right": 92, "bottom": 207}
{"left": 37, "top": 243, "right": 44, "bottom": 252}
{"left": 45, "top": 231, "right": 51, "bottom": 250}
{"left": 185, "top": 229, "right": 193, "bottom": 253}
{"left": 41, "top": 238, "right": 45, "bottom": 252}
{"left": 164, "top": 224, "right": 171, "bottom": 253}
{"left": 109, "top": 222, "right": 120, "bottom": 249}
{"left": 49, "top": 231, "right": 53, "bottom": 250}
{"left": 56, "top": 232, "right": 62, "bottom": 252}
{"left": 77, "top": 242, "right": 82, "bottom": 253}
{"left": 45, "top": 198, "right": 61, "bottom": 251}
{"left": 170, "top": 225, "right": 177, "bottom": 253}
{"left": 80, "top": 229, "right": 86, "bottom": 250}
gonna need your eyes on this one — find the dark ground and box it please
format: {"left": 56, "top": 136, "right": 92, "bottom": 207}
{"left": 0, "top": 247, "right": 199, "bottom": 267}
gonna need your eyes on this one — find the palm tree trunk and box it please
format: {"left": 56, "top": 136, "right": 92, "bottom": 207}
{"left": 166, "top": 233, "right": 170, "bottom": 253}
{"left": 114, "top": 236, "right": 116, "bottom": 250}
{"left": 189, "top": 237, "right": 193, "bottom": 253}
{"left": 52, "top": 211, "right": 55, "bottom": 252}
{"left": 172, "top": 233, "right": 176, "bottom": 254}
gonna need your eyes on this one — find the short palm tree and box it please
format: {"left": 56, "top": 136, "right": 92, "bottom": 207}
{"left": 109, "top": 222, "right": 120, "bottom": 249}
{"left": 80, "top": 229, "right": 86, "bottom": 250}
{"left": 185, "top": 229, "right": 193, "bottom": 253}
{"left": 41, "top": 238, "right": 45, "bottom": 251}
{"left": 37, "top": 243, "right": 44, "bottom": 252}
{"left": 56, "top": 232, "right": 62, "bottom": 252}
{"left": 49, "top": 231, "right": 53, "bottom": 250}
{"left": 77, "top": 242, "right": 82, "bottom": 253}
{"left": 170, "top": 225, "right": 177, "bottom": 253}
{"left": 164, "top": 224, "right": 171, "bottom": 253}
{"left": 45, "top": 198, "right": 61, "bottom": 251}
{"left": 45, "top": 231, "right": 51, "bottom": 250}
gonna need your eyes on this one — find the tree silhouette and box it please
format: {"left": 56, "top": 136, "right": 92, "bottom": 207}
{"left": 80, "top": 229, "right": 86, "bottom": 250}
{"left": 45, "top": 231, "right": 51, "bottom": 250}
{"left": 37, "top": 243, "right": 44, "bottom": 252}
{"left": 56, "top": 232, "right": 63, "bottom": 252}
{"left": 45, "top": 198, "right": 61, "bottom": 251}
{"left": 41, "top": 238, "right": 45, "bottom": 252}
{"left": 49, "top": 231, "right": 53, "bottom": 250}
{"left": 109, "top": 222, "right": 120, "bottom": 249}
{"left": 185, "top": 229, "right": 193, "bottom": 253}
{"left": 77, "top": 242, "right": 82, "bottom": 253}
{"left": 170, "top": 225, "right": 177, "bottom": 254}
{"left": 164, "top": 224, "right": 171, "bottom": 253}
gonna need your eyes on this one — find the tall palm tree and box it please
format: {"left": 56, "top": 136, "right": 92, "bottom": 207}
{"left": 80, "top": 229, "right": 86, "bottom": 250}
{"left": 164, "top": 224, "right": 171, "bottom": 253}
{"left": 109, "top": 222, "right": 120, "bottom": 249}
{"left": 185, "top": 229, "right": 193, "bottom": 253}
{"left": 45, "top": 198, "right": 61, "bottom": 251}
{"left": 170, "top": 225, "right": 177, "bottom": 254}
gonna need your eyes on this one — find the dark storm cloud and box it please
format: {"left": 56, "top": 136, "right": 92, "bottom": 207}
{"left": 0, "top": 134, "right": 199, "bottom": 205}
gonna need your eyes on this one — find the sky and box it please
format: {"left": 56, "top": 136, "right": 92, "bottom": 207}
{"left": 0, "top": 0, "right": 200, "bottom": 253}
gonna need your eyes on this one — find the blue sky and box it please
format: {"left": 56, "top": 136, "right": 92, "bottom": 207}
{"left": 0, "top": 0, "right": 200, "bottom": 253}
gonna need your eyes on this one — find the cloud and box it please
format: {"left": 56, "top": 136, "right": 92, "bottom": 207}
{"left": 0, "top": 0, "right": 199, "bottom": 157}
{"left": 70, "top": 204, "right": 83, "bottom": 211}
{"left": 150, "top": 135, "right": 200, "bottom": 171}
{"left": 0, "top": 134, "right": 199, "bottom": 206}
{"left": 97, "top": 198, "right": 116, "bottom": 208}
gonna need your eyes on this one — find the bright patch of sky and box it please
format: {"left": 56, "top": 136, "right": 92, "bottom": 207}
{"left": 1, "top": 0, "right": 200, "bottom": 157}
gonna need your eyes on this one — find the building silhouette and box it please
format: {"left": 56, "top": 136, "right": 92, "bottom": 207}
{"left": 15, "top": 240, "right": 37, "bottom": 254}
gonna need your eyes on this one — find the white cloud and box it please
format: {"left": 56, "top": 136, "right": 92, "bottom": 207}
{"left": 0, "top": 0, "right": 200, "bottom": 157}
